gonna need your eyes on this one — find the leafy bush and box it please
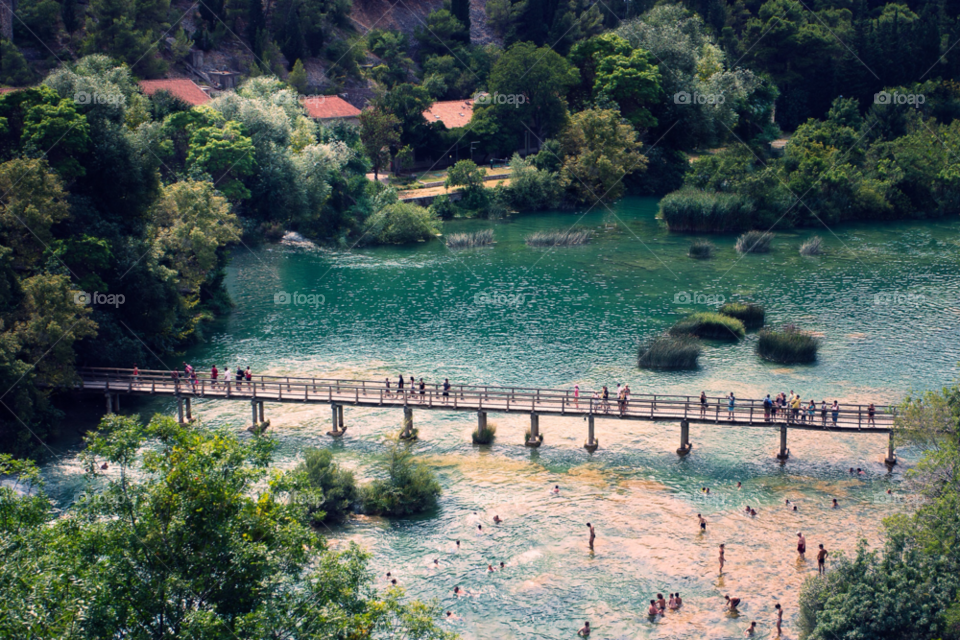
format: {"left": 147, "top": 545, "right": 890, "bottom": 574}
{"left": 363, "top": 201, "right": 440, "bottom": 245}
{"left": 719, "top": 302, "right": 765, "bottom": 330}
{"left": 360, "top": 447, "right": 442, "bottom": 517}
{"left": 659, "top": 187, "right": 755, "bottom": 232}
{"left": 428, "top": 193, "right": 457, "bottom": 220}
{"left": 296, "top": 448, "right": 358, "bottom": 524}
{"left": 735, "top": 230, "right": 774, "bottom": 253}
{"left": 525, "top": 228, "right": 592, "bottom": 247}
{"left": 688, "top": 239, "right": 714, "bottom": 259}
{"left": 669, "top": 312, "right": 745, "bottom": 340}
{"left": 800, "top": 235, "right": 824, "bottom": 255}
{"left": 504, "top": 153, "right": 562, "bottom": 211}
{"left": 472, "top": 422, "right": 496, "bottom": 444}
{"left": 446, "top": 229, "right": 494, "bottom": 249}
{"left": 757, "top": 325, "right": 819, "bottom": 363}
{"left": 638, "top": 334, "right": 701, "bottom": 369}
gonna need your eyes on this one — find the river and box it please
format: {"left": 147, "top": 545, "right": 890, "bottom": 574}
{"left": 44, "top": 197, "right": 960, "bottom": 639}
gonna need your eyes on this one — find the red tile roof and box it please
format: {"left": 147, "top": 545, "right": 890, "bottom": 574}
{"left": 301, "top": 95, "right": 361, "bottom": 120}
{"left": 422, "top": 99, "right": 474, "bottom": 129}
{"left": 0, "top": 87, "right": 24, "bottom": 94}
{"left": 138, "top": 79, "right": 210, "bottom": 106}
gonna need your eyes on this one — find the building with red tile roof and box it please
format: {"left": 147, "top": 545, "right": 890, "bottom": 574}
{"left": 301, "top": 95, "right": 361, "bottom": 124}
{"left": 422, "top": 99, "right": 474, "bottom": 130}
{"left": 138, "top": 78, "right": 210, "bottom": 106}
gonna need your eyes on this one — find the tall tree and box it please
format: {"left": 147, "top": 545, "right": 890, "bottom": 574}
{"left": 359, "top": 107, "right": 401, "bottom": 181}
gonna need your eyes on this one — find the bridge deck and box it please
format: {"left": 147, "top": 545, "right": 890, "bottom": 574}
{"left": 76, "top": 368, "right": 895, "bottom": 433}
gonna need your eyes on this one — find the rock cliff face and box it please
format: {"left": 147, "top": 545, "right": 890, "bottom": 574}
{"left": 351, "top": 0, "right": 498, "bottom": 46}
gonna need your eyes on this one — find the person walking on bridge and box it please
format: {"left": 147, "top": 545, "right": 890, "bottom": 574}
{"left": 763, "top": 394, "right": 772, "bottom": 421}
{"left": 442, "top": 378, "right": 450, "bottom": 402}
{"left": 236, "top": 366, "right": 244, "bottom": 389}
{"left": 700, "top": 391, "right": 707, "bottom": 418}
{"left": 831, "top": 401, "right": 839, "bottom": 426}
{"left": 601, "top": 386, "right": 609, "bottom": 413}
{"left": 727, "top": 392, "right": 736, "bottom": 421}
{"left": 211, "top": 365, "right": 218, "bottom": 388}
{"left": 418, "top": 378, "right": 426, "bottom": 403}
{"left": 821, "top": 401, "right": 828, "bottom": 427}
{"left": 385, "top": 377, "right": 391, "bottom": 396}
{"left": 397, "top": 375, "right": 404, "bottom": 395}
{"left": 868, "top": 403, "right": 876, "bottom": 427}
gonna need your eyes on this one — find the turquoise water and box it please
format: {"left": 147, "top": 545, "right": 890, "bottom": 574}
{"left": 47, "top": 197, "right": 960, "bottom": 639}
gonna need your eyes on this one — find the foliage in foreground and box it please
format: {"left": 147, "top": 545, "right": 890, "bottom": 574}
{"left": 0, "top": 415, "right": 453, "bottom": 639}
{"left": 798, "top": 385, "right": 960, "bottom": 640}
{"left": 719, "top": 302, "right": 765, "bottom": 330}
{"left": 295, "top": 447, "right": 359, "bottom": 524}
{"left": 757, "top": 325, "right": 819, "bottom": 363}
{"left": 361, "top": 446, "right": 443, "bottom": 517}
{"left": 669, "top": 312, "right": 745, "bottom": 340}
{"left": 638, "top": 334, "right": 701, "bottom": 370}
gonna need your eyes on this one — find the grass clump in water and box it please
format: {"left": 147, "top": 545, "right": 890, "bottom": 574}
{"left": 735, "top": 230, "right": 775, "bottom": 253}
{"left": 446, "top": 229, "right": 494, "bottom": 249}
{"left": 799, "top": 236, "right": 824, "bottom": 255}
{"left": 719, "top": 302, "right": 765, "bottom": 330}
{"left": 638, "top": 334, "right": 701, "bottom": 370}
{"left": 669, "top": 312, "right": 745, "bottom": 340}
{"left": 360, "top": 446, "right": 442, "bottom": 517}
{"left": 525, "top": 228, "right": 591, "bottom": 247}
{"left": 295, "top": 448, "right": 358, "bottom": 524}
{"left": 472, "top": 422, "right": 497, "bottom": 444}
{"left": 757, "top": 324, "right": 819, "bottom": 363}
{"left": 688, "top": 239, "right": 715, "bottom": 259}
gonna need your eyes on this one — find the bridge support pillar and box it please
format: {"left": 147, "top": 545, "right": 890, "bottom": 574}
{"left": 258, "top": 401, "right": 264, "bottom": 423}
{"left": 328, "top": 403, "right": 346, "bottom": 437}
{"left": 478, "top": 411, "right": 487, "bottom": 432}
{"left": 777, "top": 424, "right": 789, "bottom": 460}
{"left": 400, "top": 406, "right": 416, "bottom": 440}
{"left": 105, "top": 393, "right": 114, "bottom": 415}
{"left": 249, "top": 399, "right": 269, "bottom": 434}
{"left": 526, "top": 413, "right": 542, "bottom": 447}
{"left": 184, "top": 397, "right": 192, "bottom": 422}
{"left": 677, "top": 419, "right": 692, "bottom": 455}
{"left": 584, "top": 415, "right": 598, "bottom": 452}
{"left": 177, "top": 397, "right": 185, "bottom": 425}
{"left": 884, "top": 431, "right": 897, "bottom": 466}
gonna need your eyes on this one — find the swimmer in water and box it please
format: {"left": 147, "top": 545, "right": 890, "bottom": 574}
{"left": 499, "top": 561, "right": 505, "bottom": 569}
{"left": 657, "top": 593, "right": 667, "bottom": 611}
{"left": 674, "top": 593, "right": 683, "bottom": 607}
{"left": 698, "top": 514, "right": 707, "bottom": 531}
{"left": 433, "top": 559, "right": 439, "bottom": 568}
{"left": 453, "top": 586, "right": 463, "bottom": 597}
{"left": 647, "top": 601, "right": 660, "bottom": 616}
{"left": 832, "top": 498, "right": 839, "bottom": 508}
{"left": 487, "top": 564, "right": 495, "bottom": 572}
{"left": 455, "top": 540, "right": 460, "bottom": 550}
{"left": 578, "top": 621, "right": 591, "bottom": 637}
{"left": 750, "top": 508, "right": 757, "bottom": 516}
{"left": 668, "top": 594, "right": 676, "bottom": 609}
{"left": 478, "top": 524, "right": 483, "bottom": 533}
{"left": 587, "top": 523, "right": 596, "bottom": 549}
{"left": 792, "top": 505, "right": 798, "bottom": 511}
{"left": 553, "top": 485, "right": 560, "bottom": 494}
{"left": 737, "top": 481, "right": 742, "bottom": 489}
{"left": 745, "top": 621, "right": 757, "bottom": 636}
{"left": 725, "top": 595, "right": 742, "bottom": 611}
{"left": 797, "top": 532, "right": 806, "bottom": 558}
{"left": 493, "top": 515, "right": 502, "bottom": 523}
{"left": 390, "top": 579, "right": 397, "bottom": 585}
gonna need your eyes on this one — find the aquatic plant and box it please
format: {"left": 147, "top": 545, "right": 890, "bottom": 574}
{"left": 735, "top": 230, "right": 775, "bottom": 254}
{"left": 472, "top": 422, "right": 497, "bottom": 444}
{"left": 757, "top": 324, "right": 819, "bottom": 363}
{"left": 360, "top": 446, "right": 442, "bottom": 517}
{"left": 688, "top": 239, "right": 715, "bottom": 259}
{"left": 719, "top": 302, "right": 765, "bottom": 330}
{"left": 669, "top": 312, "right": 745, "bottom": 340}
{"left": 525, "top": 228, "right": 592, "bottom": 247}
{"left": 638, "top": 334, "right": 701, "bottom": 369}
{"left": 658, "top": 187, "right": 754, "bottom": 232}
{"left": 800, "top": 236, "right": 824, "bottom": 255}
{"left": 446, "top": 229, "right": 494, "bottom": 249}
{"left": 295, "top": 448, "right": 358, "bottom": 523}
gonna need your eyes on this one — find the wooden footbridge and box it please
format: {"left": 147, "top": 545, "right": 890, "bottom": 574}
{"left": 75, "top": 368, "right": 899, "bottom": 463}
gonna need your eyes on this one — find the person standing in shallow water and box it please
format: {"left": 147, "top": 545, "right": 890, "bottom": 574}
{"left": 587, "top": 523, "right": 595, "bottom": 549}
{"left": 775, "top": 603, "right": 783, "bottom": 636}
{"left": 719, "top": 544, "right": 725, "bottom": 574}
{"left": 797, "top": 532, "right": 806, "bottom": 559}
{"left": 578, "top": 621, "right": 590, "bottom": 637}
{"left": 817, "top": 544, "right": 828, "bottom": 575}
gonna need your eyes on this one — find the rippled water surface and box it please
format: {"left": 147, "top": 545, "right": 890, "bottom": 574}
{"left": 48, "top": 198, "right": 960, "bottom": 639}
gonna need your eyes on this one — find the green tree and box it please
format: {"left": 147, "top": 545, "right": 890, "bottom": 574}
{"left": 360, "top": 446, "right": 443, "bottom": 516}
{"left": 0, "top": 415, "right": 455, "bottom": 638}
{"left": 0, "top": 40, "right": 33, "bottom": 86}
{"left": 295, "top": 447, "right": 358, "bottom": 523}
{"left": 450, "top": 0, "right": 471, "bottom": 42}
{"left": 82, "top": 0, "right": 169, "bottom": 77}
{"left": 446, "top": 158, "right": 487, "bottom": 210}
{"left": 288, "top": 58, "right": 308, "bottom": 93}
{"left": 359, "top": 107, "right": 401, "bottom": 181}
{"left": 486, "top": 41, "right": 579, "bottom": 141}
{"left": 0, "top": 158, "right": 71, "bottom": 270}
{"left": 186, "top": 120, "right": 257, "bottom": 200}
{"left": 559, "top": 107, "right": 645, "bottom": 204}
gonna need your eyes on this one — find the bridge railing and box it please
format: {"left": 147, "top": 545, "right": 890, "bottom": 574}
{"left": 75, "top": 368, "right": 896, "bottom": 430}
